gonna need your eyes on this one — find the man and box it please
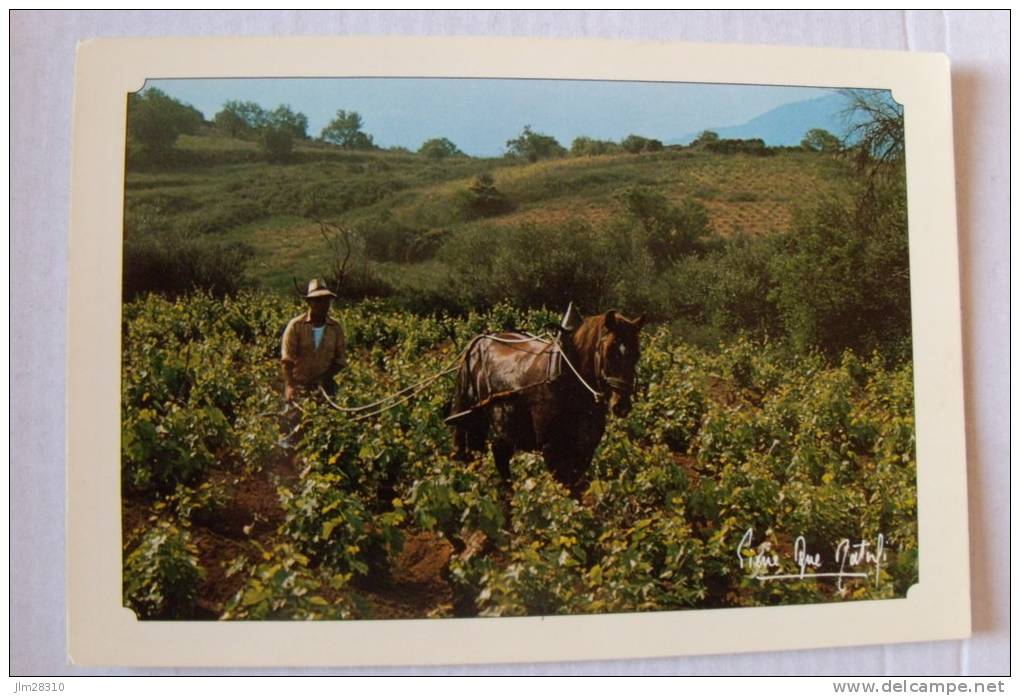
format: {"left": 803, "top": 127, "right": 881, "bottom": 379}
{"left": 281, "top": 278, "right": 347, "bottom": 402}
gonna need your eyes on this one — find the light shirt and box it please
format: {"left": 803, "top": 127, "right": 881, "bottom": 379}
{"left": 312, "top": 325, "right": 326, "bottom": 350}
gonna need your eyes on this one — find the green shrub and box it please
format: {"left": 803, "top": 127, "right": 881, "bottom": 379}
{"left": 221, "top": 543, "right": 362, "bottom": 620}
{"left": 621, "top": 134, "right": 664, "bottom": 153}
{"left": 259, "top": 125, "right": 294, "bottom": 162}
{"left": 801, "top": 128, "right": 843, "bottom": 153}
{"left": 121, "top": 403, "right": 231, "bottom": 494}
{"left": 505, "top": 126, "right": 566, "bottom": 162}
{"left": 358, "top": 213, "right": 447, "bottom": 263}
{"left": 320, "top": 110, "right": 376, "bottom": 150}
{"left": 123, "top": 520, "right": 204, "bottom": 619}
{"left": 569, "top": 136, "right": 620, "bottom": 157}
{"left": 769, "top": 177, "right": 909, "bottom": 356}
{"left": 669, "top": 233, "right": 782, "bottom": 338}
{"left": 279, "top": 470, "right": 405, "bottom": 577}
{"left": 122, "top": 234, "right": 255, "bottom": 300}
{"left": 617, "top": 187, "right": 716, "bottom": 269}
{"left": 705, "top": 138, "right": 772, "bottom": 156}
{"left": 440, "top": 220, "right": 617, "bottom": 312}
{"left": 418, "top": 137, "right": 463, "bottom": 159}
{"left": 455, "top": 174, "right": 514, "bottom": 219}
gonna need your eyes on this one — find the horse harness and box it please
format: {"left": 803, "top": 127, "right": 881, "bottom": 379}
{"left": 447, "top": 327, "right": 632, "bottom": 422}
{"left": 592, "top": 328, "right": 635, "bottom": 399}
{"left": 317, "top": 323, "right": 635, "bottom": 423}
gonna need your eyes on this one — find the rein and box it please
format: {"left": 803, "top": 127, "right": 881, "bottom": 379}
{"left": 312, "top": 324, "right": 628, "bottom": 420}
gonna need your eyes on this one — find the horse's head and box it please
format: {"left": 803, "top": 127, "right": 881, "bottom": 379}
{"left": 595, "top": 310, "right": 645, "bottom": 417}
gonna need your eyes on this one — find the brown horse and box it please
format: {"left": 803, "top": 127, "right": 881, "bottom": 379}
{"left": 448, "top": 310, "right": 645, "bottom": 497}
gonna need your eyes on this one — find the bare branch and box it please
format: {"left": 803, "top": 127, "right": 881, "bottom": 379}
{"left": 838, "top": 89, "right": 905, "bottom": 178}
{"left": 315, "top": 219, "right": 354, "bottom": 294}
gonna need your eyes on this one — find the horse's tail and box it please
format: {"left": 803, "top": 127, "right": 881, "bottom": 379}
{"left": 448, "top": 336, "right": 488, "bottom": 458}
{"left": 449, "top": 336, "right": 478, "bottom": 415}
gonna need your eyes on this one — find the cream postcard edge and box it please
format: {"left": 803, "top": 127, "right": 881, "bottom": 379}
{"left": 65, "top": 36, "right": 969, "bottom": 667}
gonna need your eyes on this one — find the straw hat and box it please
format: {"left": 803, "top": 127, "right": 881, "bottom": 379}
{"left": 305, "top": 278, "right": 337, "bottom": 299}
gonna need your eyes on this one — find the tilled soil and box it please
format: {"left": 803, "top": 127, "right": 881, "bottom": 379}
{"left": 125, "top": 446, "right": 458, "bottom": 620}
{"left": 360, "top": 531, "right": 455, "bottom": 619}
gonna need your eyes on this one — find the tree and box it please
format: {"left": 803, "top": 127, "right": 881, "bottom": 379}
{"left": 840, "top": 89, "right": 904, "bottom": 170}
{"left": 692, "top": 130, "right": 720, "bottom": 146}
{"left": 621, "top": 135, "right": 649, "bottom": 154}
{"left": 801, "top": 128, "right": 842, "bottom": 153}
{"left": 268, "top": 104, "right": 308, "bottom": 140}
{"left": 570, "top": 136, "right": 618, "bottom": 157}
{"left": 768, "top": 177, "right": 910, "bottom": 357}
{"left": 622, "top": 134, "right": 664, "bottom": 154}
{"left": 418, "top": 137, "right": 463, "bottom": 159}
{"left": 213, "top": 100, "right": 268, "bottom": 137}
{"left": 127, "top": 88, "right": 203, "bottom": 159}
{"left": 252, "top": 105, "right": 311, "bottom": 161}
{"left": 259, "top": 125, "right": 294, "bottom": 162}
{"left": 213, "top": 108, "right": 246, "bottom": 138}
{"left": 320, "top": 110, "right": 375, "bottom": 149}
{"left": 618, "top": 187, "right": 714, "bottom": 269}
{"left": 505, "top": 126, "right": 566, "bottom": 162}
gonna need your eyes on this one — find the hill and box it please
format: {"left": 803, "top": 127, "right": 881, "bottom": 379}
{"left": 124, "top": 133, "right": 855, "bottom": 296}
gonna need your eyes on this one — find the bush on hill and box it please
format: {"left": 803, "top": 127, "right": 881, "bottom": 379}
{"left": 357, "top": 212, "right": 449, "bottom": 263}
{"left": 123, "top": 233, "right": 255, "bottom": 300}
{"left": 570, "top": 137, "right": 620, "bottom": 157}
{"left": 455, "top": 174, "right": 515, "bottom": 220}
{"left": 769, "top": 175, "right": 910, "bottom": 358}
{"left": 617, "top": 187, "right": 716, "bottom": 269}
{"left": 505, "top": 126, "right": 566, "bottom": 162}
{"left": 418, "top": 137, "right": 464, "bottom": 159}
{"left": 321, "top": 110, "right": 376, "bottom": 150}
{"left": 704, "top": 138, "right": 773, "bottom": 156}
{"left": 621, "top": 135, "right": 664, "bottom": 154}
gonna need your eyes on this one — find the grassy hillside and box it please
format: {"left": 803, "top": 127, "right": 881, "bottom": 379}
{"left": 124, "top": 132, "right": 909, "bottom": 358}
{"left": 125, "top": 134, "right": 853, "bottom": 293}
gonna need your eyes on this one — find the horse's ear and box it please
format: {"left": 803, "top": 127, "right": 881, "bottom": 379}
{"left": 604, "top": 310, "right": 617, "bottom": 330}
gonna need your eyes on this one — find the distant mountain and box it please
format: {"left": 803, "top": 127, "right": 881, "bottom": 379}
{"left": 674, "top": 93, "right": 852, "bottom": 147}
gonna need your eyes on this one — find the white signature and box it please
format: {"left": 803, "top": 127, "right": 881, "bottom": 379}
{"left": 736, "top": 528, "right": 888, "bottom": 591}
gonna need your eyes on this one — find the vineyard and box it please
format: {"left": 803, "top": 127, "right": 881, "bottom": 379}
{"left": 121, "top": 291, "right": 917, "bottom": 620}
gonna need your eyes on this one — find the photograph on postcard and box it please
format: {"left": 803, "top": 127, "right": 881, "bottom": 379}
{"left": 118, "top": 75, "right": 917, "bottom": 622}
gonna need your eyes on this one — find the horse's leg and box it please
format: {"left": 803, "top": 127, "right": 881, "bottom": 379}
{"left": 564, "top": 456, "right": 593, "bottom": 500}
{"left": 538, "top": 442, "right": 576, "bottom": 498}
{"left": 546, "top": 450, "right": 582, "bottom": 500}
{"left": 492, "top": 439, "right": 514, "bottom": 525}
{"left": 467, "top": 412, "right": 489, "bottom": 452}
{"left": 452, "top": 412, "right": 488, "bottom": 461}
{"left": 452, "top": 423, "right": 469, "bottom": 461}
{"left": 492, "top": 440, "right": 513, "bottom": 490}
{"left": 549, "top": 433, "right": 598, "bottom": 501}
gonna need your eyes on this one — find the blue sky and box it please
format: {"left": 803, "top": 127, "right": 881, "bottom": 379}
{"left": 147, "top": 77, "right": 838, "bottom": 156}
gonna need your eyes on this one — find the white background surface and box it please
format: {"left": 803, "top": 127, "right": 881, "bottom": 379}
{"left": 9, "top": 10, "right": 1009, "bottom": 675}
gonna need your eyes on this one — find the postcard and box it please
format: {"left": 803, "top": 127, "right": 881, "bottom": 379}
{"left": 66, "top": 36, "right": 969, "bottom": 666}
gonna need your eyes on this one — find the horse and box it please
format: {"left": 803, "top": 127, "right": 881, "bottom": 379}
{"left": 447, "top": 309, "right": 645, "bottom": 498}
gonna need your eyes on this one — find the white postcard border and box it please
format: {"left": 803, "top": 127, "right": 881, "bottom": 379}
{"left": 66, "top": 36, "right": 969, "bottom": 667}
